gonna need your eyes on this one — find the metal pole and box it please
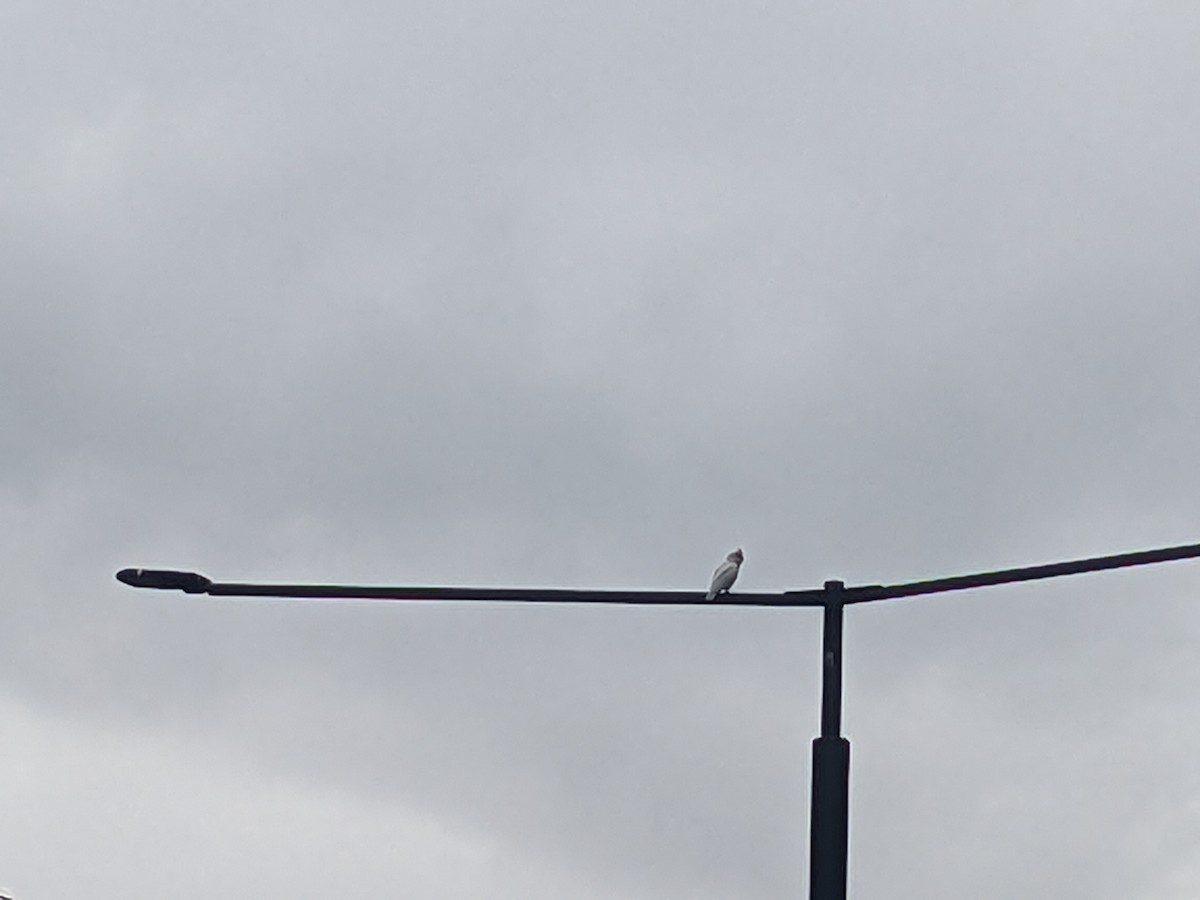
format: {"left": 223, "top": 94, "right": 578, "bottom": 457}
{"left": 115, "top": 539, "right": 1200, "bottom": 900}
{"left": 810, "top": 581, "right": 849, "bottom": 900}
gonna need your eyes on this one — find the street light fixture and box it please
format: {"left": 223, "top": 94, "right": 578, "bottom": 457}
{"left": 117, "top": 539, "right": 1200, "bottom": 899}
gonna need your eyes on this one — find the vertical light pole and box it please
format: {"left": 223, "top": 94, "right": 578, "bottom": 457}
{"left": 117, "top": 539, "right": 1200, "bottom": 900}
{"left": 810, "top": 582, "right": 848, "bottom": 900}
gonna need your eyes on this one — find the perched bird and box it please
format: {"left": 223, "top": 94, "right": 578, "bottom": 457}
{"left": 706, "top": 548, "right": 744, "bottom": 599}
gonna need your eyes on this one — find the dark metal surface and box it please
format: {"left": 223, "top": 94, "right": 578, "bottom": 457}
{"left": 114, "top": 568, "right": 827, "bottom": 606}
{"left": 809, "top": 736, "right": 850, "bottom": 900}
{"left": 115, "top": 568, "right": 213, "bottom": 593}
{"left": 117, "top": 540, "right": 1200, "bottom": 607}
{"left": 819, "top": 583, "right": 844, "bottom": 738}
{"left": 847, "top": 539, "right": 1200, "bottom": 604}
{"left": 810, "top": 583, "right": 849, "bottom": 900}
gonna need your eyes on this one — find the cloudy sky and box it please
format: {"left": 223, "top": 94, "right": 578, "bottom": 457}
{"left": 4, "top": 1, "right": 1200, "bottom": 897}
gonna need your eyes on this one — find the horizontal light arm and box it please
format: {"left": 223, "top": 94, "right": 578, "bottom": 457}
{"left": 116, "top": 540, "right": 1200, "bottom": 608}
{"left": 114, "top": 568, "right": 826, "bottom": 607}
{"left": 846, "top": 539, "right": 1200, "bottom": 604}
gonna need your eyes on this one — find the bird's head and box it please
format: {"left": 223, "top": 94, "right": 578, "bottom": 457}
{"left": 729, "top": 548, "right": 744, "bottom": 563}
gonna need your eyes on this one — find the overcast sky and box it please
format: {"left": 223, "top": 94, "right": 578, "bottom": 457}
{"left": 4, "top": 1, "right": 1200, "bottom": 898}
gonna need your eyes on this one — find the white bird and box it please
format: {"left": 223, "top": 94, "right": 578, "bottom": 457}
{"left": 706, "top": 548, "right": 744, "bottom": 599}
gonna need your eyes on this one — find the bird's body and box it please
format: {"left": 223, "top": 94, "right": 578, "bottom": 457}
{"left": 706, "top": 548, "right": 744, "bottom": 599}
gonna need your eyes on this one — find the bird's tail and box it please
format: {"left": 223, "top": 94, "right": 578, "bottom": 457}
{"left": 705, "top": 590, "right": 716, "bottom": 600}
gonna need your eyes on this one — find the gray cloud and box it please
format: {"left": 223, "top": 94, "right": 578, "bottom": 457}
{"left": 3, "top": 1, "right": 1200, "bottom": 898}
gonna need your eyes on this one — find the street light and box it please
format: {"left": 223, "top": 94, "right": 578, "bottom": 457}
{"left": 117, "top": 539, "right": 1200, "bottom": 899}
